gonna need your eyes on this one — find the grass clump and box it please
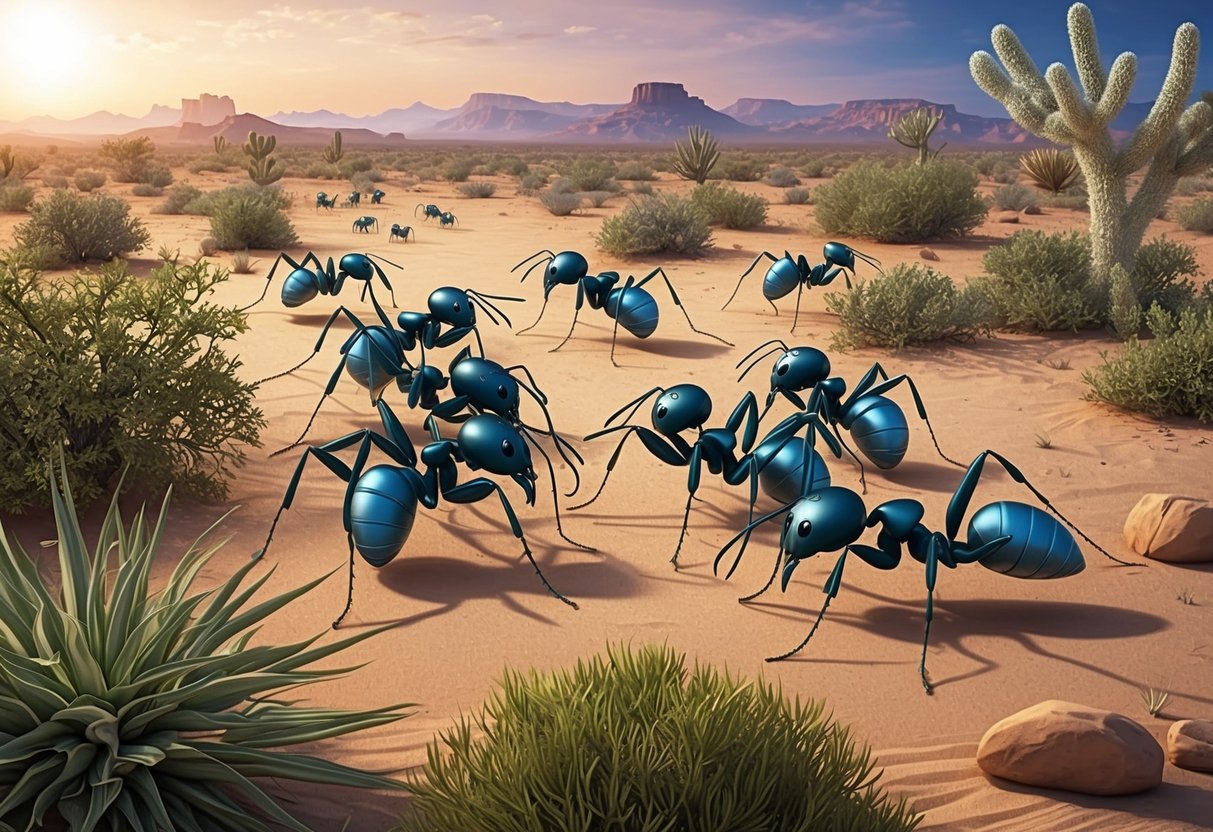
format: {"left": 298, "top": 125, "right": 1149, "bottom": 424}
{"left": 597, "top": 193, "right": 712, "bottom": 257}
{"left": 977, "top": 230, "right": 1105, "bottom": 331}
{"left": 441, "top": 160, "right": 473, "bottom": 182}
{"left": 714, "top": 156, "right": 766, "bottom": 182}
{"left": 815, "top": 160, "right": 988, "bottom": 243}
{"left": 689, "top": 182, "right": 767, "bottom": 229}
{"left": 152, "top": 182, "right": 205, "bottom": 215}
{"left": 0, "top": 462, "right": 410, "bottom": 830}
{"left": 992, "top": 183, "right": 1040, "bottom": 212}
{"left": 14, "top": 190, "right": 149, "bottom": 264}
{"left": 1084, "top": 301, "right": 1213, "bottom": 423}
{"left": 616, "top": 161, "right": 655, "bottom": 181}
{"left": 396, "top": 642, "right": 918, "bottom": 832}
{"left": 0, "top": 183, "right": 34, "bottom": 212}
{"left": 204, "top": 185, "right": 298, "bottom": 250}
{"left": 563, "top": 157, "right": 620, "bottom": 191}
{"left": 73, "top": 169, "right": 106, "bottom": 192}
{"left": 0, "top": 257, "right": 265, "bottom": 509}
{"left": 457, "top": 180, "right": 497, "bottom": 198}
{"left": 826, "top": 263, "right": 994, "bottom": 350}
{"left": 785, "top": 186, "right": 813, "bottom": 204}
{"left": 1175, "top": 196, "right": 1213, "bottom": 233}
{"left": 538, "top": 189, "right": 581, "bottom": 216}
{"left": 581, "top": 190, "right": 615, "bottom": 208}
{"left": 766, "top": 166, "right": 801, "bottom": 187}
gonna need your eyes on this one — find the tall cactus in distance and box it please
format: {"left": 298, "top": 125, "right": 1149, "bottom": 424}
{"left": 888, "top": 107, "right": 947, "bottom": 164}
{"left": 242, "top": 130, "right": 285, "bottom": 186}
{"left": 673, "top": 125, "right": 721, "bottom": 185}
{"left": 323, "top": 130, "right": 344, "bottom": 164}
{"left": 971, "top": 3, "right": 1213, "bottom": 279}
{"left": 213, "top": 135, "right": 230, "bottom": 156}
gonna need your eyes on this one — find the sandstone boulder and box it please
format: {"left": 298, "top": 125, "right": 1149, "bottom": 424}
{"left": 1167, "top": 719, "right": 1213, "bottom": 773}
{"left": 977, "top": 700, "right": 1163, "bottom": 795}
{"left": 1123, "top": 493, "right": 1213, "bottom": 563}
{"left": 919, "top": 247, "right": 939, "bottom": 261}
{"left": 994, "top": 211, "right": 1020, "bottom": 223}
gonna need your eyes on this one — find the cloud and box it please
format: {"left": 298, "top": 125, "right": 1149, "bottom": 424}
{"left": 102, "top": 32, "right": 189, "bottom": 52}
{"left": 564, "top": 25, "right": 596, "bottom": 35}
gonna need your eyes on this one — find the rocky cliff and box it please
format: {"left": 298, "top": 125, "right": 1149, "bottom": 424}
{"left": 179, "top": 94, "right": 236, "bottom": 126}
{"left": 551, "top": 82, "right": 757, "bottom": 141}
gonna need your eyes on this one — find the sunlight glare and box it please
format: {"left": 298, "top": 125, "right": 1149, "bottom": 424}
{"left": 3, "top": 3, "right": 88, "bottom": 94}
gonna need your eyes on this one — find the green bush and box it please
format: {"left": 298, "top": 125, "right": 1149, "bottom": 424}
{"left": 581, "top": 189, "right": 615, "bottom": 208}
{"left": 1084, "top": 302, "right": 1213, "bottom": 422}
{"left": 206, "top": 186, "right": 299, "bottom": 250}
{"left": 442, "top": 160, "right": 473, "bottom": 182}
{"left": 538, "top": 189, "right": 581, "bottom": 216}
{"left": 337, "top": 154, "right": 374, "bottom": 177}
{"left": 631, "top": 181, "right": 655, "bottom": 196}
{"left": 785, "top": 186, "right": 813, "bottom": 204}
{"left": 73, "top": 169, "right": 106, "bottom": 191}
{"left": 563, "top": 157, "right": 619, "bottom": 191}
{"left": 1042, "top": 191, "right": 1089, "bottom": 210}
{"left": 152, "top": 182, "right": 205, "bottom": 215}
{"left": 714, "top": 156, "right": 766, "bottom": 182}
{"left": 1175, "top": 196, "right": 1213, "bottom": 233}
{"left": 0, "top": 183, "right": 34, "bottom": 212}
{"left": 99, "top": 135, "right": 156, "bottom": 182}
{"left": 396, "top": 643, "right": 918, "bottom": 832}
{"left": 517, "top": 172, "right": 547, "bottom": 193}
{"left": 978, "top": 230, "right": 1105, "bottom": 331}
{"left": 131, "top": 182, "right": 163, "bottom": 197}
{"left": 142, "top": 165, "right": 173, "bottom": 188}
{"left": 766, "top": 166, "right": 801, "bottom": 187}
{"left": 1131, "top": 236, "right": 1202, "bottom": 313}
{"left": 689, "top": 182, "right": 768, "bottom": 229}
{"left": 597, "top": 193, "right": 713, "bottom": 257}
{"left": 549, "top": 176, "right": 579, "bottom": 195}
{"left": 826, "top": 263, "right": 994, "bottom": 350}
{"left": 0, "top": 258, "right": 265, "bottom": 510}
{"left": 14, "top": 190, "right": 149, "bottom": 263}
{"left": 458, "top": 180, "right": 497, "bottom": 198}
{"left": 992, "top": 183, "right": 1039, "bottom": 212}
{"left": 304, "top": 160, "right": 341, "bottom": 179}
{"left": 800, "top": 158, "right": 830, "bottom": 178}
{"left": 1107, "top": 264, "right": 1143, "bottom": 340}
{"left": 815, "top": 161, "right": 988, "bottom": 243}
{"left": 187, "top": 155, "right": 228, "bottom": 174}
{"left": 350, "top": 169, "right": 385, "bottom": 193}
{"left": 0, "top": 465, "right": 409, "bottom": 829}
{"left": 616, "top": 161, "right": 655, "bottom": 181}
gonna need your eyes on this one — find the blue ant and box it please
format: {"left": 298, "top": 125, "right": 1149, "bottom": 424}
{"left": 242, "top": 250, "right": 402, "bottom": 313}
{"left": 714, "top": 420, "right": 1138, "bottom": 693}
{"left": 257, "top": 400, "right": 579, "bottom": 627}
{"left": 571, "top": 384, "right": 841, "bottom": 568}
{"left": 512, "top": 249, "right": 732, "bottom": 366}
{"left": 722, "top": 242, "right": 881, "bottom": 332}
{"left": 416, "top": 203, "right": 442, "bottom": 220}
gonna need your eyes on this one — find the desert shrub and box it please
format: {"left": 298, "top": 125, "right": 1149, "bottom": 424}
{"left": 631, "top": 180, "right": 655, "bottom": 196}
{"left": 715, "top": 156, "right": 767, "bottom": 181}
{"left": 517, "top": 172, "right": 547, "bottom": 193}
{"left": 205, "top": 186, "right": 298, "bottom": 250}
{"left": 304, "top": 161, "right": 341, "bottom": 178}
{"left": 494, "top": 156, "right": 530, "bottom": 177}
{"left": 337, "top": 154, "right": 374, "bottom": 177}
{"left": 1043, "top": 191, "right": 1089, "bottom": 210}
{"left": 1084, "top": 302, "right": 1213, "bottom": 422}
{"left": 826, "top": 263, "right": 994, "bottom": 350}
{"left": 0, "top": 258, "right": 265, "bottom": 509}
{"left": 1020, "top": 147, "right": 1081, "bottom": 194}
{"left": 766, "top": 166, "right": 802, "bottom": 187}
{"left": 99, "top": 135, "right": 156, "bottom": 182}
{"left": 0, "top": 183, "right": 34, "bottom": 212}
{"left": 1175, "top": 196, "right": 1213, "bottom": 233}
{"left": 42, "top": 174, "right": 68, "bottom": 188}
{"left": 230, "top": 250, "right": 258, "bottom": 273}
{"left": 785, "top": 186, "right": 813, "bottom": 204}
{"left": 800, "top": 158, "right": 830, "bottom": 178}
{"left": 142, "top": 165, "right": 173, "bottom": 188}
{"left": 73, "top": 168, "right": 106, "bottom": 191}
{"left": 397, "top": 643, "right": 917, "bottom": 832}
{"left": 1175, "top": 175, "right": 1213, "bottom": 196}
{"left": 989, "top": 161, "right": 1020, "bottom": 184}
{"left": 1131, "top": 236, "right": 1202, "bottom": 313}
{"left": 350, "top": 169, "right": 385, "bottom": 193}
{"left": 978, "top": 230, "right": 1105, "bottom": 331}
{"left": 563, "top": 158, "right": 619, "bottom": 191}
{"left": 152, "top": 182, "right": 205, "bottom": 215}
{"left": 597, "top": 193, "right": 712, "bottom": 257}
{"left": 616, "top": 161, "right": 655, "bottom": 180}
{"left": 581, "top": 189, "right": 615, "bottom": 208}
{"left": 14, "top": 190, "right": 149, "bottom": 263}
{"left": 815, "top": 160, "right": 988, "bottom": 243}
{"left": 537, "top": 189, "right": 581, "bottom": 216}
{"left": 131, "top": 183, "right": 163, "bottom": 197}
{"left": 689, "top": 182, "right": 767, "bottom": 229}
{"left": 187, "top": 155, "right": 228, "bottom": 174}
{"left": 199, "top": 236, "right": 219, "bottom": 256}
{"left": 549, "top": 176, "right": 579, "bottom": 194}
{"left": 458, "top": 180, "right": 497, "bottom": 198}
{"left": 442, "top": 160, "right": 473, "bottom": 182}
{"left": 0, "top": 468, "right": 409, "bottom": 828}
{"left": 992, "top": 183, "right": 1039, "bottom": 212}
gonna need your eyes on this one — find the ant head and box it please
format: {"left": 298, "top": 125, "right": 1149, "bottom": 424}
{"left": 544, "top": 251, "right": 589, "bottom": 297}
{"left": 338, "top": 253, "right": 373, "bottom": 279}
{"left": 651, "top": 384, "right": 712, "bottom": 435}
{"left": 780, "top": 487, "right": 868, "bottom": 560}
{"left": 458, "top": 414, "right": 536, "bottom": 503}
{"left": 771, "top": 347, "right": 830, "bottom": 396}
{"left": 428, "top": 287, "right": 476, "bottom": 327}
{"left": 822, "top": 241, "right": 881, "bottom": 274}
{"left": 453, "top": 360, "right": 522, "bottom": 419}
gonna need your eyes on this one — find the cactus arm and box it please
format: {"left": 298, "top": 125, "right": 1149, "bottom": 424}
{"left": 991, "top": 24, "right": 1054, "bottom": 104}
{"left": 1068, "top": 3, "right": 1107, "bottom": 102}
{"left": 1045, "top": 63, "right": 1095, "bottom": 136}
{"left": 1093, "top": 53, "right": 1137, "bottom": 127}
{"left": 1116, "top": 22, "right": 1199, "bottom": 176}
{"left": 970, "top": 51, "right": 1052, "bottom": 135}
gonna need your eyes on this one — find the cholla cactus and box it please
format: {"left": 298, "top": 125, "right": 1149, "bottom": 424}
{"left": 673, "top": 125, "right": 721, "bottom": 185}
{"left": 323, "top": 130, "right": 344, "bottom": 164}
{"left": 888, "top": 107, "right": 947, "bottom": 164}
{"left": 242, "top": 130, "right": 285, "bottom": 186}
{"left": 971, "top": 3, "right": 1213, "bottom": 279}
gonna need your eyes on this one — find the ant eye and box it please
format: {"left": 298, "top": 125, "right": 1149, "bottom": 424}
{"left": 550, "top": 266, "right": 558, "bottom": 275}
{"left": 497, "top": 384, "right": 508, "bottom": 399}
{"left": 656, "top": 405, "right": 668, "bottom": 419}
{"left": 501, "top": 440, "right": 515, "bottom": 458}
{"left": 797, "top": 520, "right": 812, "bottom": 538}
{"left": 453, "top": 302, "right": 461, "bottom": 312}
{"left": 777, "top": 364, "right": 789, "bottom": 376}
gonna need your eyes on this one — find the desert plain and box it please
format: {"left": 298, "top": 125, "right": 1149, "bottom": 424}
{"left": 1, "top": 154, "right": 1212, "bottom": 831}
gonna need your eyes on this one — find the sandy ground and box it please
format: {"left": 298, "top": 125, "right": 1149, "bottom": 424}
{"left": 2, "top": 165, "right": 1212, "bottom": 831}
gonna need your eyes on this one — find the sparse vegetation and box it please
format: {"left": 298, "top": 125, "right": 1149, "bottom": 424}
{"left": 765, "top": 166, "right": 801, "bottom": 187}
{"left": 1020, "top": 147, "right": 1081, "bottom": 194}
{"left": 538, "top": 189, "right": 582, "bottom": 216}
{"left": 784, "top": 186, "right": 813, "bottom": 204}
{"left": 1177, "top": 587, "right": 1197, "bottom": 605}
{"left": 242, "top": 130, "right": 285, "bottom": 186}
{"left": 563, "top": 158, "right": 620, "bottom": 192}
{"left": 631, "top": 181, "right": 655, "bottom": 196}
{"left": 1175, "top": 196, "right": 1213, "bottom": 233}
{"left": 131, "top": 183, "right": 164, "bottom": 197}
{"left": 597, "top": 193, "right": 713, "bottom": 257}
{"left": 992, "top": 183, "right": 1040, "bottom": 212}
{"left": 14, "top": 190, "right": 149, "bottom": 264}
{"left": 205, "top": 185, "right": 298, "bottom": 250}
{"left": 0, "top": 183, "right": 34, "bottom": 212}
{"left": 888, "top": 107, "right": 946, "bottom": 164}
{"left": 99, "top": 136, "right": 157, "bottom": 183}
{"left": 442, "top": 160, "right": 473, "bottom": 182}
{"left": 714, "top": 156, "right": 767, "bottom": 182}
{"left": 230, "top": 250, "right": 257, "bottom": 273}
{"left": 689, "top": 182, "right": 768, "bottom": 229}
{"left": 826, "top": 263, "right": 994, "bottom": 350}
{"left": 396, "top": 643, "right": 918, "bottom": 832}
{"left": 458, "top": 180, "right": 497, "bottom": 198}
{"left": 581, "top": 190, "right": 615, "bottom": 208}
{"left": 1139, "top": 686, "right": 1170, "bottom": 718}
{"left": 815, "top": 160, "right": 988, "bottom": 243}
{"left": 616, "top": 161, "right": 655, "bottom": 181}
{"left": 73, "top": 169, "right": 107, "bottom": 192}
{"left": 152, "top": 182, "right": 205, "bottom": 215}
{"left": 672, "top": 125, "right": 721, "bottom": 185}
{"left": 1034, "top": 432, "right": 1053, "bottom": 449}
{"left": 0, "top": 143, "right": 41, "bottom": 183}
{"left": 977, "top": 231, "right": 1105, "bottom": 331}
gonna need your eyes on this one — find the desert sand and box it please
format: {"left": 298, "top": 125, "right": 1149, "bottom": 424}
{"left": 2, "top": 165, "right": 1212, "bottom": 831}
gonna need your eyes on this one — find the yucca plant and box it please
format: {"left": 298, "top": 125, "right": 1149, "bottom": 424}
{"left": 0, "top": 462, "right": 411, "bottom": 831}
{"left": 672, "top": 125, "right": 721, "bottom": 185}
{"left": 888, "top": 107, "right": 947, "bottom": 165}
{"left": 1019, "top": 147, "right": 1081, "bottom": 194}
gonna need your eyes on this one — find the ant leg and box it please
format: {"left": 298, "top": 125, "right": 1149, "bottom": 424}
{"left": 789, "top": 282, "right": 805, "bottom": 334}
{"left": 722, "top": 252, "right": 777, "bottom": 310}
{"left": 739, "top": 545, "right": 784, "bottom": 604}
{"left": 640, "top": 267, "right": 733, "bottom": 346}
{"left": 856, "top": 368, "right": 963, "bottom": 468}
{"left": 766, "top": 547, "right": 850, "bottom": 662}
{"left": 551, "top": 282, "right": 586, "bottom": 352}
{"left": 333, "top": 534, "right": 358, "bottom": 629}
{"left": 670, "top": 445, "right": 705, "bottom": 569}
{"left": 525, "top": 432, "right": 596, "bottom": 552}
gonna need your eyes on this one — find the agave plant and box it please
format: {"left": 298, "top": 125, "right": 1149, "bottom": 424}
{"left": 673, "top": 125, "right": 721, "bottom": 185}
{"left": 1019, "top": 147, "right": 1081, "bottom": 194}
{"left": 0, "top": 464, "right": 411, "bottom": 831}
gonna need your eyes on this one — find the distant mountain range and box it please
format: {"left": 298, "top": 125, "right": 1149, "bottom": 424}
{"left": 0, "top": 82, "right": 1160, "bottom": 146}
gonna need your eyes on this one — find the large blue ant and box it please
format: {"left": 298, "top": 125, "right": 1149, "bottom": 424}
{"left": 714, "top": 423, "right": 1137, "bottom": 693}
{"left": 242, "top": 250, "right": 402, "bottom": 313}
{"left": 389, "top": 224, "right": 413, "bottom": 243}
{"left": 316, "top": 192, "right": 337, "bottom": 211}
{"left": 371, "top": 189, "right": 386, "bottom": 204}
{"left": 512, "top": 249, "right": 733, "bottom": 366}
{"left": 722, "top": 242, "right": 881, "bottom": 332}
{"left": 257, "top": 399, "right": 579, "bottom": 627}
{"left": 439, "top": 211, "right": 458, "bottom": 228}
{"left": 352, "top": 216, "right": 379, "bottom": 233}
{"left": 571, "top": 384, "right": 841, "bottom": 568}
{"left": 416, "top": 203, "right": 442, "bottom": 220}
{"left": 737, "top": 339, "right": 962, "bottom": 492}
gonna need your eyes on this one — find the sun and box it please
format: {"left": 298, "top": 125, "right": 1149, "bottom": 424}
{"left": 2, "top": 3, "right": 89, "bottom": 94}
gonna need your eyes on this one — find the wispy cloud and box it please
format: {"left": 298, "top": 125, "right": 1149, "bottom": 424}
{"left": 564, "top": 25, "right": 596, "bottom": 35}
{"left": 102, "top": 31, "right": 190, "bottom": 52}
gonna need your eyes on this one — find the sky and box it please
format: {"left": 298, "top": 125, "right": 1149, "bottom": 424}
{"left": 1, "top": 0, "right": 1211, "bottom": 121}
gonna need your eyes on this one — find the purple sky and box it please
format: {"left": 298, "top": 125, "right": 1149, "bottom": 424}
{"left": 1, "top": 0, "right": 1209, "bottom": 121}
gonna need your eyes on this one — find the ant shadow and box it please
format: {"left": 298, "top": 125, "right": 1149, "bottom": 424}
{"left": 876, "top": 459, "right": 971, "bottom": 494}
